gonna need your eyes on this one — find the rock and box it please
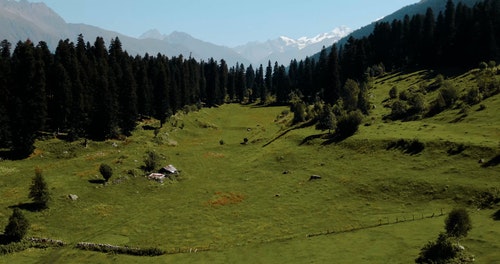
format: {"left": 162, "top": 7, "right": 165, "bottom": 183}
{"left": 478, "top": 158, "right": 485, "bottom": 164}
{"left": 68, "top": 194, "right": 78, "bottom": 201}
{"left": 309, "top": 175, "right": 322, "bottom": 181}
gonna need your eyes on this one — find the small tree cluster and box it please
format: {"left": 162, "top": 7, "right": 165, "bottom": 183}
{"left": 388, "top": 86, "right": 427, "bottom": 120}
{"left": 416, "top": 208, "right": 474, "bottom": 263}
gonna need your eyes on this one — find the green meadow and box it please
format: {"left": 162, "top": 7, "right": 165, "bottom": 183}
{"left": 1, "top": 69, "right": 499, "bottom": 263}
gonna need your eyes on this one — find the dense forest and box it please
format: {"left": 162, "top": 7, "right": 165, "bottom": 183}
{"left": 0, "top": 0, "right": 499, "bottom": 159}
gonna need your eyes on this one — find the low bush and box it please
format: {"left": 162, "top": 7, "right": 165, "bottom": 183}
{"left": 143, "top": 150, "right": 160, "bottom": 172}
{"left": 335, "top": 110, "right": 363, "bottom": 139}
{"left": 0, "top": 240, "right": 33, "bottom": 255}
{"left": 76, "top": 242, "right": 165, "bottom": 256}
{"left": 99, "top": 164, "right": 113, "bottom": 182}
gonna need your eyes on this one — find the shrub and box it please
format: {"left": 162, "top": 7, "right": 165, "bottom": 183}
{"left": 336, "top": 110, "right": 363, "bottom": 139}
{"left": 479, "top": 61, "right": 488, "bottom": 70}
{"left": 407, "top": 92, "right": 427, "bottom": 115}
{"left": 445, "top": 208, "right": 472, "bottom": 239}
{"left": 415, "top": 233, "right": 461, "bottom": 264}
{"left": 389, "top": 100, "right": 408, "bottom": 120}
{"left": 3, "top": 208, "right": 29, "bottom": 243}
{"left": 315, "top": 104, "right": 336, "bottom": 133}
{"left": 389, "top": 86, "right": 398, "bottom": 99}
{"left": 291, "top": 101, "right": 307, "bottom": 124}
{"left": 143, "top": 151, "right": 160, "bottom": 172}
{"left": 465, "top": 87, "right": 482, "bottom": 105}
{"left": 99, "top": 164, "right": 113, "bottom": 182}
{"left": 399, "top": 90, "right": 409, "bottom": 101}
{"left": 439, "top": 81, "right": 459, "bottom": 107}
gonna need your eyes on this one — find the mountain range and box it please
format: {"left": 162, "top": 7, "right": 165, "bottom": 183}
{"left": 0, "top": 0, "right": 486, "bottom": 67}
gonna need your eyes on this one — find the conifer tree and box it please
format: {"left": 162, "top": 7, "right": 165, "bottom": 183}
{"left": 29, "top": 168, "right": 50, "bottom": 209}
{"left": 3, "top": 208, "right": 29, "bottom": 243}
{"left": 0, "top": 40, "right": 11, "bottom": 148}
{"left": 9, "top": 40, "right": 46, "bottom": 158}
{"left": 325, "top": 44, "right": 341, "bottom": 105}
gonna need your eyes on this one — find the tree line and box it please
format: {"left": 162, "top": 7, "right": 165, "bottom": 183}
{"left": 342, "top": 0, "right": 500, "bottom": 77}
{"left": 1, "top": 0, "right": 499, "bottom": 159}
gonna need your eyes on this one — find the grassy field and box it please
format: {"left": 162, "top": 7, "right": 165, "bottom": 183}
{"left": 1, "top": 69, "right": 499, "bottom": 263}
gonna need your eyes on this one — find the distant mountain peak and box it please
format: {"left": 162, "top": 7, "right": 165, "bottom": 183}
{"left": 139, "top": 29, "right": 165, "bottom": 40}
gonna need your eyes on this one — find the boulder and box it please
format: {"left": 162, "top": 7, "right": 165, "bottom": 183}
{"left": 68, "top": 194, "right": 78, "bottom": 201}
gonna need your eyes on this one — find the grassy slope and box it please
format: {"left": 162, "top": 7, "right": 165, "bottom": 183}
{"left": 1, "top": 69, "right": 499, "bottom": 263}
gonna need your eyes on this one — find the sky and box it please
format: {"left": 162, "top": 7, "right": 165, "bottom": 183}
{"left": 40, "top": 0, "right": 419, "bottom": 47}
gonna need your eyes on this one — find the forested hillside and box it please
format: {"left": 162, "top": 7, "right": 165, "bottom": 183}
{"left": 0, "top": 0, "right": 499, "bottom": 159}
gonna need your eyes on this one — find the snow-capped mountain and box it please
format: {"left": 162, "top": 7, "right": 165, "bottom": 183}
{"left": 138, "top": 26, "right": 352, "bottom": 66}
{"left": 234, "top": 26, "right": 352, "bottom": 66}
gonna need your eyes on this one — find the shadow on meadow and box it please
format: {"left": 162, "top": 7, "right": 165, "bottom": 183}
{"left": 481, "top": 154, "right": 500, "bottom": 168}
{"left": 492, "top": 210, "right": 500, "bottom": 221}
{"left": 8, "top": 202, "right": 44, "bottom": 212}
{"left": 88, "top": 179, "right": 106, "bottom": 184}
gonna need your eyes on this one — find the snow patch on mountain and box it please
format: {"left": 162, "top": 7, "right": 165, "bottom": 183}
{"left": 234, "top": 26, "right": 352, "bottom": 65}
{"left": 280, "top": 26, "right": 352, "bottom": 50}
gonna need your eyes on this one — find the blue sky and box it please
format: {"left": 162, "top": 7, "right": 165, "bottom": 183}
{"left": 41, "top": 0, "right": 418, "bottom": 47}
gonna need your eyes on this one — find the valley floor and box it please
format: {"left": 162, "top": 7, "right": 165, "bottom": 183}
{"left": 1, "top": 70, "right": 500, "bottom": 263}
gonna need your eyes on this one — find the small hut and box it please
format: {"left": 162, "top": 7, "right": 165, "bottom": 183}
{"left": 159, "top": 164, "right": 179, "bottom": 175}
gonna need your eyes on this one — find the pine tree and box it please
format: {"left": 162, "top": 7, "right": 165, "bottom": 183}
{"left": 264, "top": 61, "right": 273, "bottom": 100}
{"left": 119, "top": 60, "right": 138, "bottom": 136}
{"left": 29, "top": 168, "right": 50, "bottom": 209}
{"left": 325, "top": 44, "right": 341, "bottom": 105}
{"left": 3, "top": 208, "right": 29, "bottom": 243}
{"left": 9, "top": 40, "right": 47, "bottom": 158}
{"left": 152, "top": 54, "right": 171, "bottom": 126}
{"left": 0, "top": 40, "right": 11, "bottom": 148}
{"left": 257, "top": 64, "right": 266, "bottom": 103}
{"left": 245, "top": 65, "right": 256, "bottom": 102}
{"left": 218, "top": 59, "right": 228, "bottom": 105}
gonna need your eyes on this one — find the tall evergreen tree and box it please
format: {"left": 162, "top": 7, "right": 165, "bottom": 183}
{"left": 88, "top": 37, "right": 118, "bottom": 139}
{"left": 0, "top": 40, "right": 11, "bottom": 148}
{"left": 204, "top": 58, "right": 219, "bottom": 107}
{"left": 3, "top": 208, "right": 29, "bottom": 243}
{"left": 218, "top": 59, "right": 228, "bottom": 104}
{"left": 264, "top": 61, "right": 273, "bottom": 100}
{"left": 245, "top": 65, "right": 256, "bottom": 102}
{"left": 324, "top": 44, "right": 341, "bottom": 105}
{"left": 152, "top": 54, "right": 171, "bottom": 126}
{"left": 29, "top": 168, "right": 50, "bottom": 209}
{"left": 9, "top": 40, "right": 46, "bottom": 158}
{"left": 256, "top": 64, "right": 265, "bottom": 103}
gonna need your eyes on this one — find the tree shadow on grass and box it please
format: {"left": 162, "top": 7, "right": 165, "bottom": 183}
{"left": 88, "top": 179, "right": 106, "bottom": 184}
{"left": 9, "top": 202, "right": 45, "bottom": 212}
{"left": 299, "top": 133, "right": 329, "bottom": 145}
{"left": 492, "top": 210, "right": 500, "bottom": 221}
{"left": 321, "top": 133, "right": 354, "bottom": 145}
{"left": 482, "top": 154, "right": 500, "bottom": 168}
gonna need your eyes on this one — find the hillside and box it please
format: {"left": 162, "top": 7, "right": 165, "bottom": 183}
{"left": 338, "top": 0, "right": 483, "bottom": 46}
{"left": 1, "top": 68, "right": 499, "bottom": 263}
{"left": 0, "top": 0, "right": 250, "bottom": 66}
